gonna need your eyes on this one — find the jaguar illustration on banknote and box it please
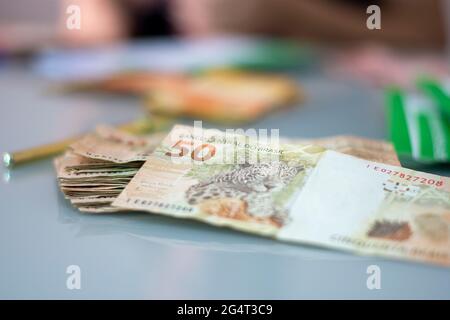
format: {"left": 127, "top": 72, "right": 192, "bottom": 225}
{"left": 185, "top": 161, "right": 304, "bottom": 228}
{"left": 113, "top": 126, "right": 450, "bottom": 266}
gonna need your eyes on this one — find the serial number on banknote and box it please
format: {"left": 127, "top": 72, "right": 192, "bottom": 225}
{"left": 366, "top": 164, "right": 445, "bottom": 187}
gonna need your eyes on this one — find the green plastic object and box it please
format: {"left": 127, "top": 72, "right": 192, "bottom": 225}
{"left": 385, "top": 88, "right": 413, "bottom": 156}
{"left": 189, "top": 39, "right": 315, "bottom": 74}
{"left": 417, "top": 112, "right": 435, "bottom": 159}
{"left": 417, "top": 78, "right": 450, "bottom": 118}
{"left": 231, "top": 40, "right": 314, "bottom": 71}
{"left": 385, "top": 87, "right": 450, "bottom": 163}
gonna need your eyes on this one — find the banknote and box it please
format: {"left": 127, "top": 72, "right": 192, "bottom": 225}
{"left": 113, "top": 125, "right": 450, "bottom": 266}
{"left": 285, "top": 135, "right": 401, "bottom": 166}
{"left": 54, "top": 152, "right": 139, "bottom": 179}
{"left": 146, "top": 70, "right": 300, "bottom": 123}
{"left": 70, "top": 125, "right": 167, "bottom": 163}
{"left": 55, "top": 126, "right": 165, "bottom": 212}
{"left": 58, "top": 71, "right": 184, "bottom": 94}
{"left": 59, "top": 70, "right": 300, "bottom": 124}
{"left": 277, "top": 151, "right": 450, "bottom": 266}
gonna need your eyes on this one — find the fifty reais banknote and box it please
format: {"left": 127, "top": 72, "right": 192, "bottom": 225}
{"left": 113, "top": 125, "right": 450, "bottom": 266}
{"left": 56, "top": 125, "right": 399, "bottom": 213}
{"left": 286, "top": 135, "right": 400, "bottom": 166}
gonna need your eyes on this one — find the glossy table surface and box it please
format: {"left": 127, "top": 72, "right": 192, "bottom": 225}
{"left": 1, "top": 61, "right": 449, "bottom": 299}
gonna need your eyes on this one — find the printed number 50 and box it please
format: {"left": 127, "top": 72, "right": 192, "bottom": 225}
{"left": 165, "top": 140, "right": 216, "bottom": 161}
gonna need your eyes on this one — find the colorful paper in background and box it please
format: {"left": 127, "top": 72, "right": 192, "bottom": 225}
{"left": 33, "top": 37, "right": 315, "bottom": 81}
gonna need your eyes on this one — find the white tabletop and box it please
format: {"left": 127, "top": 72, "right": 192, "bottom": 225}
{"left": 1, "top": 62, "right": 449, "bottom": 299}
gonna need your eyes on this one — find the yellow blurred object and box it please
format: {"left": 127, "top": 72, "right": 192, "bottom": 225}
{"left": 145, "top": 70, "right": 302, "bottom": 123}
{"left": 58, "top": 71, "right": 184, "bottom": 95}
{"left": 59, "top": 70, "right": 301, "bottom": 124}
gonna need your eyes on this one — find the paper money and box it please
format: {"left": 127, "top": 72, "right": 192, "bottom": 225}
{"left": 146, "top": 70, "right": 300, "bottom": 123}
{"left": 278, "top": 151, "right": 450, "bottom": 266}
{"left": 60, "top": 70, "right": 300, "bottom": 124}
{"left": 113, "top": 125, "right": 450, "bottom": 266}
{"left": 57, "top": 125, "right": 401, "bottom": 215}
{"left": 59, "top": 72, "right": 183, "bottom": 94}
{"left": 70, "top": 125, "right": 166, "bottom": 163}
{"left": 55, "top": 126, "right": 165, "bottom": 212}
{"left": 285, "top": 135, "right": 401, "bottom": 166}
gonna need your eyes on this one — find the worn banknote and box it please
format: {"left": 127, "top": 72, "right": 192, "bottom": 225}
{"left": 55, "top": 126, "right": 165, "bottom": 212}
{"left": 113, "top": 125, "right": 450, "bottom": 266}
{"left": 286, "top": 135, "right": 401, "bottom": 166}
{"left": 70, "top": 125, "right": 166, "bottom": 163}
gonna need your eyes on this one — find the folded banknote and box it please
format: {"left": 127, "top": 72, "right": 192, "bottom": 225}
{"left": 113, "top": 125, "right": 450, "bottom": 266}
{"left": 55, "top": 126, "right": 166, "bottom": 212}
{"left": 55, "top": 125, "right": 397, "bottom": 213}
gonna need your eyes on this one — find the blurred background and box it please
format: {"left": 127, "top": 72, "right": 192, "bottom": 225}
{"left": 1, "top": 0, "right": 450, "bottom": 166}
{"left": 1, "top": 0, "right": 450, "bottom": 300}
{"left": 0, "top": 0, "right": 446, "bottom": 50}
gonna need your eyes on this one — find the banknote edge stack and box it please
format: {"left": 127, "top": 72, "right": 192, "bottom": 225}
{"left": 54, "top": 125, "right": 401, "bottom": 213}
{"left": 54, "top": 125, "right": 166, "bottom": 213}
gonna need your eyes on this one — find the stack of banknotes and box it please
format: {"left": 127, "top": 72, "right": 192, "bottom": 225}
{"left": 55, "top": 125, "right": 450, "bottom": 266}
{"left": 55, "top": 125, "right": 399, "bottom": 212}
{"left": 54, "top": 126, "right": 166, "bottom": 212}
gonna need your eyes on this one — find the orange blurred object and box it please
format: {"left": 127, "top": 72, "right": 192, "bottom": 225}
{"left": 61, "top": 70, "right": 302, "bottom": 124}
{"left": 146, "top": 70, "right": 301, "bottom": 123}
{"left": 61, "top": 71, "right": 185, "bottom": 94}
